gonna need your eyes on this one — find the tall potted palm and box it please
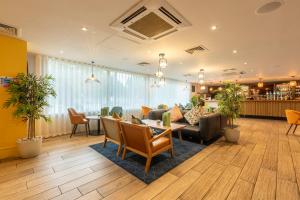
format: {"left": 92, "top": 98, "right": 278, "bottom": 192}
{"left": 3, "top": 73, "right": 56, "bottom": 158}
{"left": 216, "top": 83, "right": 243, "bottom": 143}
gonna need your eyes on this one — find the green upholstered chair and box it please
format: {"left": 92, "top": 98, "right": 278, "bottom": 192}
{"left": 109, "top": 106, "right": 123, "bottom": 117}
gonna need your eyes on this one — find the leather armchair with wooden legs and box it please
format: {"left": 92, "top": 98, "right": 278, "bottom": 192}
{"left": 101, "top": 116, "right": 123, "bottom": 156}
{"left": 285, "top": 110, "right": 300, "bottom": 135}
{"left": 68, "top": 108, "right": 90, "bottom": 138}
{"left": 120, "top": 121, "right": 174, "bottom": 174}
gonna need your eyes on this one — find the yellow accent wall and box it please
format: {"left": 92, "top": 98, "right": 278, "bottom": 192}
{"left": 0, "top": 33, "right": 27, "bottom": 159}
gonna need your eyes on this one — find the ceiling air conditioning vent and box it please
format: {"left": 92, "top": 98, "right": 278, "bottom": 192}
{"left": 185, "top": 45, "right": 207, "bottom": 54}
{"left": 223, "top": 68, "right": 237, "bottom": 72}
{"left": 137, "top": 62, "right": 151, "bottom": 66}
{"left": 0, "top": 23, "right": 19, "bottom": 37}
{"left": 121, "top": 6, "right": 147, "bottom": 24}
{"left": 158, "top": 6, "right": 181, "bottom": 24}
{"left": 110, "top": 0, "right": 191, "bottom": 42}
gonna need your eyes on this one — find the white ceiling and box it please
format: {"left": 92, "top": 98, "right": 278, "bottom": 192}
{"left": 0, "top": 0, "right": 299, "bottom": 83}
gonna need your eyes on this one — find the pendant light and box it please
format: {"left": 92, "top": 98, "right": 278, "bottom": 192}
{"left": 257, "top": 78, "right": 264, "bottom": 88}
{"left": 289, "top": 76, "right": 297, "bottom": 87}
{"left": 159, "top": 53, "right": 167, "bottom": 68}
{"left": 85, "top": 61, "right": 100, "bottom": 83}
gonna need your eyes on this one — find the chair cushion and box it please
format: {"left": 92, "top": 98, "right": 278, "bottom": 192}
{"left": 167, "top": 105, "right": 183, "bottom": 122}
{"left": 184, "top": 106, "right": 203, "bottom": 125}
{"left": 151, "top": 137, "right": 170, "bottom": 152}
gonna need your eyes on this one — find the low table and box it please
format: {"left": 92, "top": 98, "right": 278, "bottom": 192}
{"left": 142, "top": 119, "right": 186, "bottom": 142}
{"left": 86, "top": 116, "right": 102, "bottom": 135}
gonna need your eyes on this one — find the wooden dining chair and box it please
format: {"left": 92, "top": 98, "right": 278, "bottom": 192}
{"left": 101, "top": 116, "right": 123, "bottom": 156}
{"left": 286, "top": 110, "right": 300, "bottom": 135}
{"left": 120, "top": 121, "right": 174, "bottom": 174}
{"left": 67, "top": 108, "right": 90, "bottom": 138}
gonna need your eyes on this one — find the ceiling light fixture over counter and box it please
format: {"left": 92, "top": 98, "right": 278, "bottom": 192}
{"left": 257, "top": 78, "right": 264, "bottom": 88}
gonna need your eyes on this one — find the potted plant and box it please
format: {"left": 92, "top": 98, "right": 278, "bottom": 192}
{"left": 3, "top": 73, "right": 56, "bottom": 158}
{"left": 191, "top": 95, "right": 205, "bottom": 107}
{"left": 216, "top": 82, "right": 243, "bottom": 143}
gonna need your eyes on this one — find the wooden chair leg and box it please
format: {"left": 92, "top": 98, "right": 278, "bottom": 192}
{"left": 70, "top": 125, "right": 77, "bottom": 138}
{"left": 85, "top": 124, "right": 89, "bottom": 137}
{"left": 170, "top": 147, "right": 174, "bottom": 158}
{"left": 286, "top": 124, "right": 293, "bottom": 135}
{"left": 103, "top": 137, "right": 107, "bottom": 147}
{"left": 145, "top": 157, "right": 152, "bottom": 174}
{"left": 87, "top": 123, "right": 91, "bottom": 134}
{"left": 293, "top": 125, "right": 298, "bottom": 134}
{"left": 117, "top": 145, "right": 122, "bottom": 157}
{"left": 122, "top": 148, "right": 127, "bottom": 160}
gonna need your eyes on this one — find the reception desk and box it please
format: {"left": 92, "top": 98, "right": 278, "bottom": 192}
{"left": 240, "top": 100, "right": 300, "bottom": 118}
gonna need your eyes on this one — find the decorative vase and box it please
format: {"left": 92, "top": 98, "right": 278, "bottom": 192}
{"left": 16, "top": 136, "right": 43, "bottom": 158}
{"left": 162, "top": 112, "right": 171, "bottom": 127}
{"left": 224, "top": 126, "right": 240, "bottom": 143}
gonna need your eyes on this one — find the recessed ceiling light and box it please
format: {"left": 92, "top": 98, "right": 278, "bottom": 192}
{"left": 179, "top": 62, "right": 183, "bottom": 65}
{"left": 81, "top": 27, "right": 88, "bottom": 31}
{"left": 59, "top": 50, "right": 64, "bottom": 54}
{"left": 233, "top": 50, "right": 237, "bottom": 54}
{"left": 211, "top": 25, "right": 217, "bottom": 30}
{"left": 244, "top": 62, "right": 247, "bottom": 65}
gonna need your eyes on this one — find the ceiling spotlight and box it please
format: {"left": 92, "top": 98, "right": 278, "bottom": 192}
{"left": 233, "top": 50, "right": 237, "bottom": 54}
{"left": 244, "top": 62, "right": 247, "bottom": 65}
{"left": 59, "top": 50, "right": 64, "bottom": 54}
{"left": 81, "top": 27, "right": 88, "bottom": 31}
{"left": 211, "top": 25, "right": 217, "bottom": 30}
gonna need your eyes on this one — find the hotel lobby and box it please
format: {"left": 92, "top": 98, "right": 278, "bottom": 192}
{"left": 1, "top": 0, "right": 300, "bottom": 199}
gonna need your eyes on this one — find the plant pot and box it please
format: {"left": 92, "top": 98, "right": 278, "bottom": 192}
{"left": 224, "top": 126, "right": 240, "bottom": 143}
{"left": 16, "top": 136, "right": 43, "bottom": 158}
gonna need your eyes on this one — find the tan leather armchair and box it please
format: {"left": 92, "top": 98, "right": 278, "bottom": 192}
{"left": 286, "top": 110, "right": 300, "bottom": 135}
{"left": 68, "top": 108, "right": 90, "bottom": 138}
{"left": 101, "top": 116, "right": 123, "bottom": 156}
{"left": 120, "top": 121, "right": 174, "bottom": 174}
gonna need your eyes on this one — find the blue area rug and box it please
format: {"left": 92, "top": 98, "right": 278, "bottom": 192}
{"left": 90, "top": 138, "right": 206, "bottom": 184}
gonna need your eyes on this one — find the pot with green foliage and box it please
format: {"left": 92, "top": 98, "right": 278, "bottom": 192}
{"left": 3, "top": 73, "right": 56, "bottom": 158}
{"left": 216, "top": 83, "right": 243, "bottom": 143}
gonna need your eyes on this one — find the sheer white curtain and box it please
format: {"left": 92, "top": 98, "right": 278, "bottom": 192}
{"left": 149, "top": 78, "right": 190, "bottom": 108}
{"left": 36, "top": 55, "right": 190, "bottom": 137}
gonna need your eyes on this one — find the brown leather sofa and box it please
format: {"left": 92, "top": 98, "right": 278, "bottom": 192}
{"left": 148, "top": 109, "right": 226, "bottom": 143}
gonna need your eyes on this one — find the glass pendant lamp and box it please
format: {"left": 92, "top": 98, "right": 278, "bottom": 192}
{"left": 85, "top": 61, "right": 100, "bottom": 83}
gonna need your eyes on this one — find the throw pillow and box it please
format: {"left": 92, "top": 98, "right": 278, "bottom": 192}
{"left": 141, "top": 106, "right": 152, "bottom": 117}
{"left": 167, "top": 105, "right": 183, "bottom": 122}
{"left": 157, "top": 104, "right": 168, "bottom": 110}
{"left": 184, "top": 106, "right": 203, "bottom": 125}
{"left": 112, "top": 112, "right": 121, "bottom": 120}
{"left": 131, "top": 115, "right": 144, "bottom": 125}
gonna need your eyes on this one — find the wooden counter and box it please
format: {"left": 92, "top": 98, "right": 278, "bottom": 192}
{"left": 240, "top": 100, "right": 300, "bottom": 118}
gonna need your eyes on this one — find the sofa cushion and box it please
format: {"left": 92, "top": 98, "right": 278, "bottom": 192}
{"left": 184, "top": 106, "right": 202, "bottom": 125}
{"left": 148, "top": 109, "right": 168, "bottom": 120}
{"left": 167, "top": 105, "right": 183, "bottom": 122}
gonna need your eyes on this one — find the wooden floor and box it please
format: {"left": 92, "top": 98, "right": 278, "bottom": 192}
{"left": 1, "top": 118, "right": 300, "bottom": 200}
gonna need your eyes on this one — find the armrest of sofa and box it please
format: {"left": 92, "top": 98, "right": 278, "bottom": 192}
{"left": 198, "top": 113, "right": 221, "bottom": 141}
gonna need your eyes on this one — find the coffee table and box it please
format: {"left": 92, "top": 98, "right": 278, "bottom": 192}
{"left": 86, "top": 115, "right": 102, "bottom": 135}
{"left": 142, "top": 119, "right": 186, "bottom": 142}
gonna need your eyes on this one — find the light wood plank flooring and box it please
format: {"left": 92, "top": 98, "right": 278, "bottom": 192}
{"left": 1, "top": 118, "right": 300, "bottom": 200}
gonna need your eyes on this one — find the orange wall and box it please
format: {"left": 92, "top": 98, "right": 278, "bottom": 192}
{"left": 0, "top": 33, "right": 27, "bottom": 159}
